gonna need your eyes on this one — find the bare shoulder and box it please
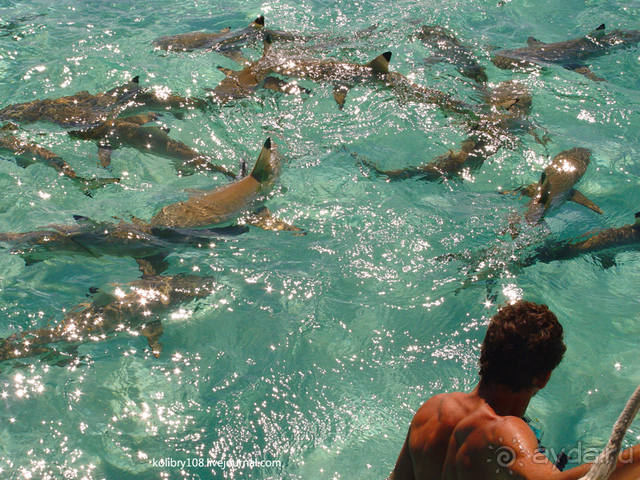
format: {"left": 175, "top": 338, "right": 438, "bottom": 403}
{"left": 412, "top": 392, "right": 470, "bottom": 427}
{"left": 457, "top": 415, "right": 559, "bottom": 479}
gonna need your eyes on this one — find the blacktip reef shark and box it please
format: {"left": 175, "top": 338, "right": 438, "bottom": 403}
{"left": 0, "top": 76, "right": 235, "bottom": 178}
{"left": 0, "top": 216, "right": 247, "bottom": 274}
{"left": 527, "top": 212, "right": 640, "bottom": 269}
{"left": 443, "top": 212, "right": 640, "bottom": 295}
{"left": 153, "top": 15, "right": 299, "bottom": 60}
{"left": 209, "top": 35, "right": 473, "bottom": 114}
{"left": 503, "top": 147, "right": 602, "bottom": 225}
{"left": 0, "top": 122, "right": 119, "bottom": 195}
{"left": 0, "top": 138, "right": 300, "bottom": 272}
{"left": 150, "top": 137, "right": 302, "bottom": 233}
{"left": 357, "top": 81, "right": 539, "bottom": 181}
{"left": 0, "top": 274, "right": 218, "bottom": 362}
{"left": 492, "top": 24, "right": 640, "bottom": 81}
{"left": 416, "top": 25, "right": 488, "bottom": 84}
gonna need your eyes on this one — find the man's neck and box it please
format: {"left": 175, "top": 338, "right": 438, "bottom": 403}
{"left": 474, "top": 381, "right": 536, "bottom": 418}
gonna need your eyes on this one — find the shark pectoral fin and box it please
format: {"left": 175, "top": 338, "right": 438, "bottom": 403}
{"left": 98, "top": 147, "right": 113, "bottom": 168}
{"left": 90, "top": 291, "right": 118, "bottom": 309}
{"left": 500, "top": 183, "right": 538, "bottom": 198}
{"left": 263, "top": 76, "right": 310, "bottom": 96}
{"left": 570, "top": 189, "right": 602, "bottom": 214}
{"left": 366, "top": 51, "right": 392, "bottom": 74}
{"left": 572, "top": 66, "right": 605, "bottom": 82}
{"left": 244, "top": 206, "right": 305, "bottom": 234}
{"left": 217, "top": 65, "right": 237, "bottom": 76}
{"left": 1, "top": 122, "right": 19, "bottom": 131}
{"left": 332, "top": 84, "right": 350, "bottom": 109}
{"left": 223, "top": 49, "right": 251, "bottom": 66}
{"left": 135, "top": 254, "right": 170, "bottom": 278}
{"left": 423, "top": 55, "right": 446, "bottom": 65}
{"left": 595, "top": 253, "right": 617, "bottom": 269}
{"left": 141, "top": 320, "right": 163, "bottom": 358}
{"left": 526, "top": 36, "right": 546, "bottom": 47}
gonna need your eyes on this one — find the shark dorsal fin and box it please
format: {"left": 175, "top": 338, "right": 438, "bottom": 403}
{"left": 130, "top": 75, "right": 140, "bottom": 84}
{"left": 253, "top": 15, "right": 265, "bottom": 27}
{"left": 217, "top": 65, "right": 236, "bottom": 76}
{"left": 367, "top": 52, "right": 392, "bottom": 73}
{"left": 589, "top": 24, "right": 606, "bottom": 38}
{"left": 262, "top": 33, "right": 273, "bottom": 57}
{"left": 527, "top": 36, "right": 546, "bottom": 47}
{"left": 251, "top": 137, "right": 273, "bottom": 183}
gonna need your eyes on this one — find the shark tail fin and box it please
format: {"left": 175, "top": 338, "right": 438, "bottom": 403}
{"left": 250, "top": 137, "right": 275, "bottom": 183}
{"left": 253, "top": 15, "right": 265, "bottom": 27}
{"left": 367, "top": 52, "right": 392, "bottom": 73}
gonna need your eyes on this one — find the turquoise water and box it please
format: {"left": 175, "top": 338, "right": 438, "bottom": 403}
{"left": 0, "top": 0, "right": 639, "bottom": 478}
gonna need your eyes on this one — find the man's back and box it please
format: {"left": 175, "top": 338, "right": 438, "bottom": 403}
{"left": 390, "top": 390, "right": 564, "bottom": 480}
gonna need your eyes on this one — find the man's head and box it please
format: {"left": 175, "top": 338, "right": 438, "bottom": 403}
{"left": 479, "top": 301, "right": 566, "bottom": 392}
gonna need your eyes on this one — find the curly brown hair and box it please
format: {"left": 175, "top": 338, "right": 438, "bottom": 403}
{"left": 479, "top": 301, "right": 566, "bottom": 392}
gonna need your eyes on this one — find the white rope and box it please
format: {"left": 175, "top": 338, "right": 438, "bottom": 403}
{"left": 579, "top": 385, "right": 640, "bottom": 480}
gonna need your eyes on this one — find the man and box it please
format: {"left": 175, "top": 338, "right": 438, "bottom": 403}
{"left": 390, "top": 300, "right": 640, "bottom": 479}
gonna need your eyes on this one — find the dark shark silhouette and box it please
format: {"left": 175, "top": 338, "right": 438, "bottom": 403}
{"left": 0, "top": 123, "right": 119, "bottom": 195}
{"left": 209, "top": 35, "right": 474, "bottom": 114}
{"left": 0, "top": 216, "right": 247, "bottom": 273}
{"left": 529, "top": 212, "right": 640, "bottom": 268}
{"left": 357, "top": 81, "right": 539, "bottom": 181}
{"left": 0, "top": 139, "right": 300, "bottom": 272}
{"left": 0, "top": 77, "right": 235, "bottom": 177}
{"left": 0, "top": 274, "right": 217, "bottom": 362}
{"left": 503, "top": 147, "right": 602, "bottom": 225}
{"left": 153, "top": 15, "right": 300, "bottom": 61}
{"left": 492, "top": 24, "right": 640, "bottom": 81}
{"left": 417, "top": 25, "right": 488, "bottom": 84}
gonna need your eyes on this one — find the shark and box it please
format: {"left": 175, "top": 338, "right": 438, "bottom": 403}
{"left": 417, "top": 25, "right": 488, "bottom": 84}
{"left": 152, "top": 15, "right": 300, "bottom": 60}
{"left": 504, "top": 147, "right": 602, "bottom": 225}
{"left": 0, "top": 123, "right": 119, "bottom": 195}
{"left": 492, "top": 24, "right": 640, "bottom": 81}
{"left": 529, "top": 212, "right": 640, "bottom": 268}
{"left": 209, "top": 35, "right": 474, "bottom": 114}
{"left": 357, "top": 81, "right": 539, "bottom": 181}
{"left": 0, "top": 274, "right": 218, "bottom": 362}
{"left": 0, "top": 77, "right": 234, "bottom": 177}
{"left": 0, "top": 216, "right": 247, "bottom": 273}
{"left": 0, "top": 138, "right": 299, "bottom": 271}
{"left": 150, "top": 137, "right": 301, "bottom": 232}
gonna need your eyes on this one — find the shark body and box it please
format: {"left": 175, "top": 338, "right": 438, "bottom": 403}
{"left": 513, "top": 147, "right": 602, "bottom": 224}
{"left": 0, "top": 274, "right": 217, "bottom": 362}
{"left": 417, "top": 25, "right": 488, "bottom": 84}
{"left": 358, "top": 81, "right": 536, "bottom": 181}
{"left": 0, "top": 77, "right": 233, "bottom": 177}
{"left": 492, "top": 24, "right": 640, "bottom": 81}
{"left": 209, "top": 36, "right": 473, "bottom": 114}
{"left": 153, "top": 15, "right": 299, "bottom": 56}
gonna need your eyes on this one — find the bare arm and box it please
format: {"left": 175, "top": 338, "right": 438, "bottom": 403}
{"left": 389, "top": 429, "right": 415, "bottom": 480}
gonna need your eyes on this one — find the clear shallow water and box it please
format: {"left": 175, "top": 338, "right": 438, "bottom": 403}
{"left": 0, "top": 0, "right": 638, "bottom": 478}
